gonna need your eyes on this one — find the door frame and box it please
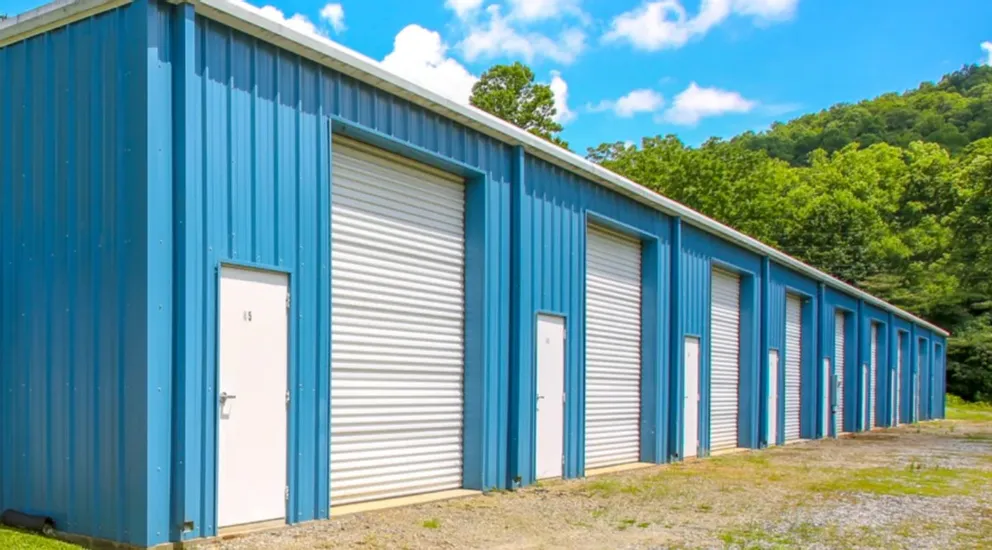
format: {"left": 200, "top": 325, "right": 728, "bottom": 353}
{"left": 213, "top": 260, "right": 293, "bottom": 532}
{"left": 534, "top": 312, "right": 567, "bottom": 479}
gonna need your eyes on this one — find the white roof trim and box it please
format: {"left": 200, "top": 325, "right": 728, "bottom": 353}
{"left": 1, "top": 0, "right": 949, "bottom": 337}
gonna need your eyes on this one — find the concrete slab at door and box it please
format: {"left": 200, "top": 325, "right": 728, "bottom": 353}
{"left": 536, "top": 315, "right": 566, "bottom": 480}
{"left": 683, "top": 336, "right": 700, "bottom": 459}
{"left": 217, "top": 266, "right": 289, "bottom": 529}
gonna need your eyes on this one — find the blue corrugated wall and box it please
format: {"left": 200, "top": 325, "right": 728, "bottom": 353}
{"left": 507, "top": 153, "right": 671, "bottom": 485}
{"left": 0, "top": 0, "right": 952, "bottom": 546}
{"left": 768, "top": 262, "right": 819, "bottom": 442}
{"left": 167, "top": 4, "right": 511, "bottom": 541}
{"left": 0, "top": 1, "right": 173, "bottom": 546}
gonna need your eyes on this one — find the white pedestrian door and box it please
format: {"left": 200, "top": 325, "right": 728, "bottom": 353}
{"left": 683, "top": 337, "right": 700, "bottom": 459}
{"left": 896, "top": 335, "right": 904, "bottom": 424}
{"left": 709, "top": 269, "right": 741, "bottom": 452}
{"left": 834, "top": 312, "right": 846, "bottom": 434}
{"left": 217, "top": 267, "right": 289, "bottom": 529}
{"left": 869, "top": 324, "right": 878, "bottom": 428}
{"left": 330, "top": 139, "right": 466, "bottom": 505}
{"left": 536, "top": 315, "right": 566, "bottom": 479}
{"left": 768, "top": 350, "right": 779, "bottom": 445}
{"left": 585, "top": 225, "right": 642, "bottom": 469}
{"left": 821, "top": 358, "right": 830, "bottom": 437}
{"left": 784, "top": 295, "right": 803, "bottom": 441}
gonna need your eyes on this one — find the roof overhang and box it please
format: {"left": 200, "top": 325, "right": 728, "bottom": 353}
{"left": 0, "top": 0, "right": 950, "bottom": 336}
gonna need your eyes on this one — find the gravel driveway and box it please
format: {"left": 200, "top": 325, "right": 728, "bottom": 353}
{"left": 209, "top": 419, "right": 992, "bottom": 549}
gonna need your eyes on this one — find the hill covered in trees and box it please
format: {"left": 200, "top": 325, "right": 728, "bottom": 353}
{"left": 586, "top": 65, "right": 992, "bottom": 402}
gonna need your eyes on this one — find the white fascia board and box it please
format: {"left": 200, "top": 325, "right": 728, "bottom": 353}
{"left": 0, "top": 0, "right": 949, "bottom": 337}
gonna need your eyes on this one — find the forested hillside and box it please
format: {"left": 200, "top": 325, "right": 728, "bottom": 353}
{"left": 586, "top": 65, "right": 992, "bottom": 402}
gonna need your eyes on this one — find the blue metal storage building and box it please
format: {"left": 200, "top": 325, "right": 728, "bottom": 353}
{"left": 0, "top": 0, "right": 949, "bottom": 547}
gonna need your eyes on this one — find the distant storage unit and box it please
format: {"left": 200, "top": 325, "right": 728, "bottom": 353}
{"left": 0, "top": 1, "right": 949, "bottom": 547}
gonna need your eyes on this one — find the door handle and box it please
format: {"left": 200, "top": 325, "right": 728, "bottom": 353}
{"left": 220, "top": 392, "right": 237, "bottom": 403}
{"left": 537, "top": 395, "right": 545, "bottom": 400}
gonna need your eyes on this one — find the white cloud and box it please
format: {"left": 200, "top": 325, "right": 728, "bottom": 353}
{"left": 506, "top": 0, "right": 584, "bottom": 22}
{"left": 983, "top": 41, "right": 992, "bottom": 66}
{"left": 662, "top": 82, "right": 756, "bottom": 125}
{"left": 588, "top": 89, "right": 665, "bottom": 118}
{"left": 458, "top": 5, "right": 586, "bottom": 64}
{"left": 319, "top": 3, "right": 346, "bottom": 33}
{"left": 254, "top": 4, "right": 325, "bottom": 37}
{"left": 603, "top": 0, "right": 798, "bottom": 51}
{"left": 549, "top": 71, "right": 576, "bottom": 123}
{"left": 380, "top": 24, "right": 479, "bottom": 104}
{"left": 446, "top": 0, "right": 484, "bottom": 19}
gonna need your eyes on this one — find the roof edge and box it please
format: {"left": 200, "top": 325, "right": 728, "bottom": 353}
{"left": 0, "top": 0, "right": 130, "bottom": 47}
{"left": 0, "top": 0, "right": 950, "bottom": 337}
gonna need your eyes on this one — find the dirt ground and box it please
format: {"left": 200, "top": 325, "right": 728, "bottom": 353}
{"left": 212, "top": 416, "right": 992, "bottom": 549}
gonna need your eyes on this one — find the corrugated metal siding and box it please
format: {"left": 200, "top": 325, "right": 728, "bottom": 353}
{"left": 329, "top": 140, "right": 466, "bottom": 504}
{"left": 584, "top": 226, "right": 642, "bottom": 469}
{"left": 0, "top": 3, "right": 169, "bottom": 546}
{"left": 709, "top": 269, "right": 741, "bottom": 451}
{"left": 173, "top": 14, "right": 511, "bottom": 538}
{"left": 511, "top": 154, "right": 669, "bottom": 481}
{"left": 835, "top": 312, "right": 846, "bottom": 434}
{"left": 784, "top": 295, "right": 802, "bottom": 441}
{"left": 681, "top": 226, "right": 761, "bottom": 453}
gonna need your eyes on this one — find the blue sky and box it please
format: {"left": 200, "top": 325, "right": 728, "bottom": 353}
{"left": 7, "top": 0, "right": 992, "bottom": 153}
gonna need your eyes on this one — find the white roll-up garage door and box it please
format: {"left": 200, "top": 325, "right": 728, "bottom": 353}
{"left": 710, "top": 269, "right": 741, "bottom": 452}
{"left": 585, "top": 225, "right": 642, "bottom": 470}
{"left": 834, "top": 312, "right": 846, "bottom": 435}
{"left": 869, "top": 324, "right": 878, "bottom": 429}
{"left": 330, "top": 139, "right": 465, "bottom": 506}
{"left": 784, "top": 295, "right": 802, "bottom": 442}
{"left": 896, "top": 335, "right": 904, "bottom": 424}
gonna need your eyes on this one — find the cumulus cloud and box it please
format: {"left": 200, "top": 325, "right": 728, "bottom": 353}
{"left": 380, "top": 24, "right": 479, "bottom": 104}
{"left": 549, "top": 71, "right": 576, "bottom": 123}
{"left": 603, "top": 0, "right": 798, "bottom": 51}
{"left": 319, "top": 3, "right": 346, "bottom": 33}
{"left": 983, "top": 41, "right": 992, "bottom": 66}
{"left": 588, "top": 89, "right": 665, "bottom": 118}
{"left": 459, "top": 5, "right": 586, "bottom": 64}
{"left": 446, "top": 0, "right": 484, "bottom": 19}
{"left": 662, "top": 82, "right": 756, "bottom": 125}
{"left": 506, "top": 0, "right": 585, "bottom": 22}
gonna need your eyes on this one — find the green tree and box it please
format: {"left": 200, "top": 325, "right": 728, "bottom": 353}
{"left": 470, "top": 62, "right": 568, "bottom": 148}
{"left": 589, "top": 66, "right": 992, "bottom": 402}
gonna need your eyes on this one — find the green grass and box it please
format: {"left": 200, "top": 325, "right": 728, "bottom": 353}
{"left": 947, "top": 395, "right": 992, "bottom": 422}
{"left": 807, "top": 463, "right": 992, "bottom": 497}
{"left": 0, "top": 527, "right": 80, "bottom": 549}
{"left": 719, "top": 522, "right": 886, "bottom": 549}
{"left": 421, "top": 518, "right": 441, "bottom": 529}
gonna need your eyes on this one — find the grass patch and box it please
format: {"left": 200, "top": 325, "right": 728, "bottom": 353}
{"left": 0, "top": 528, "right": 80, "bottom": 550}
{"left": 719, "top": 522, "right": 885, "bottom": 549}
{"left": 421, "top": 518, "right": 440, "bottom": 529}
{"left": 808, "top": 463, "right": 992, "bottom": 497}
{"left": 947, "top": 395, "right": 992, "bottom": 422}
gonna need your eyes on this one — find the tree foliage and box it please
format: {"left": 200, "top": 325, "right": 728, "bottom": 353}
{"left": 470, "top": 62, "right": 569, "bottom": 148}
{"left": 590, "top": 64, "right": 992, "bottom": 402}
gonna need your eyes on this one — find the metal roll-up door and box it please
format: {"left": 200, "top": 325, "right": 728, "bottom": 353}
{"left": 585, "top": 225, "right": 642, "bottom": 469}
{"left": 869, "top": 324, "right": 878, "bottom": 428}
{"left": 896, "top": 335, "right": 904, "bottom": 424}
{"left": 710, "top": 268, "right": 741, "bottom": 452}
{"left": 784, "top": 295, "right": 802, "bottom": 441}
{"left": 330, "top": 139, "right": 465, "bottom": 506}
{"left": 834, "top": 312, "right": 846, "bottom": 434}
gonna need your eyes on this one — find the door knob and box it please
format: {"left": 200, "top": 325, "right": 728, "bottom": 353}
{"left": 220, "top": 392, "right": 237, "bottom": 403}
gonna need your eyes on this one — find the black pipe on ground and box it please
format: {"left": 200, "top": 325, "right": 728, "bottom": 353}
{"left": 1, "top": 509, "right": 56, "bottom": 536}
